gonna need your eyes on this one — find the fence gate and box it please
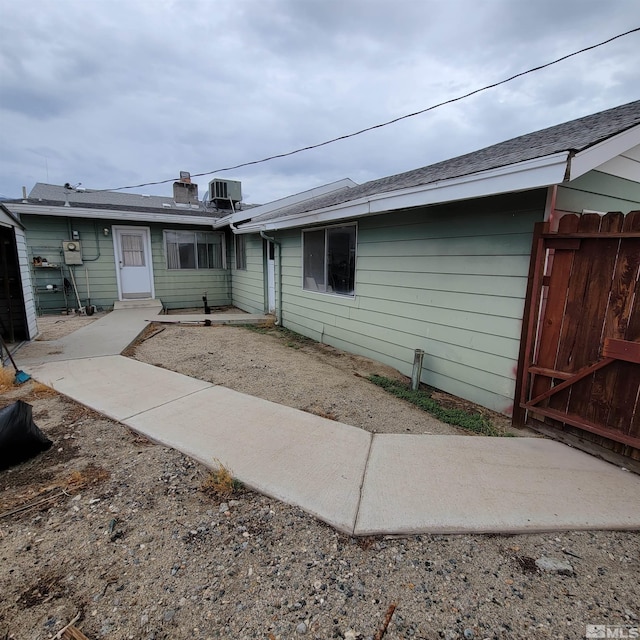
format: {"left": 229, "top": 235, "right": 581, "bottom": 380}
{"left": 517, "top": 211, "right": 640, "bottom": 454}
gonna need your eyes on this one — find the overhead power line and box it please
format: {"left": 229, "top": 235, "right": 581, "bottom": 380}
{"left": 103, "top": 26, "right": 640, "bottom": 192}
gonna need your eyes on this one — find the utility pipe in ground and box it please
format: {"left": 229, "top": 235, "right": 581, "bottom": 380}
{"left": 411, "top": 349, "right": 425, "bottom": 391}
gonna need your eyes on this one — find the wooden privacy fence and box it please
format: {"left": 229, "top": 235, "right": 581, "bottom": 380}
{"left": 516, "top": 211, "right": 640, "bottom": 454}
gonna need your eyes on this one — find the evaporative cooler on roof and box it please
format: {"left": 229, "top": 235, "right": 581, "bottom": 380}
{"left": 209, "top": 179, "right": 242, "bottom": 209}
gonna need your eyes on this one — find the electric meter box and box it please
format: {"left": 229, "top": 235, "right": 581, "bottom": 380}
{"left": 62, "top": 241, "right": 83, "bottom": 265}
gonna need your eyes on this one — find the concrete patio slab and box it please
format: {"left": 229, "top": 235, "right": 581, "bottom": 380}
{"left": 148, "top": 313, "right": 271, "bottom": 325}
{"left": 126, "top": 385, "right": 372, "bottom": 534}
{"left": 355, "top": 434, "right": 640, "bottom": 535}
{"left": 19, "top": 306, "right": 163, "bottom": 365}
{"left": 113, "top": 300, "right": 164, "bottom": 310}
{"left": 29, "top": 355, "right": 212, "bottom": 421}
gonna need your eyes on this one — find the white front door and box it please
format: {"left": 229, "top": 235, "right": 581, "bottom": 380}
{"left": 267, "top": 241, "right": 275, "bottom": 313}
{"left": 113, "top": 226, "right": 154, "bottom": 300}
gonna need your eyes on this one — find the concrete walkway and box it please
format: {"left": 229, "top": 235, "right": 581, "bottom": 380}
{"left": 23, "top": 307, "right": 640, "bottom": 536}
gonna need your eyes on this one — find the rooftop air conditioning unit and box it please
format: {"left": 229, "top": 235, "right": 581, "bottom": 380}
{"left": 209, "top": 179, "right": 242, "bottom": 209}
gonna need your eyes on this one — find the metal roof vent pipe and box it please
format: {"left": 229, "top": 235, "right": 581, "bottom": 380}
{"left": 411, "top": 349, "right": 425, "bottom": 392}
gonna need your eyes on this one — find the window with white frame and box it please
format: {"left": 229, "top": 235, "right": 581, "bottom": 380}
{"left": 164, "top": 230, "right": 224, "bottom": 270}
{"left": 235, "top": 234, "right": 247, "bottom": 270}
{"left": 302, "top": 224, "right": 356, "bottom": 296}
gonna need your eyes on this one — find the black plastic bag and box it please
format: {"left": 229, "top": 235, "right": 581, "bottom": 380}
{"left": 0, "top": 400, "right": 52, "bottom": 471}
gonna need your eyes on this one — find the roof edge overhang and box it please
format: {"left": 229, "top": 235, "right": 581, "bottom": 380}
{"left": 212, "top": 213, "right": 234, "bottom": 229}
{"left": 214, "top": 177, "right": 359, "bottom": 229}
{"left": 7, "top": 203, "right": 218, "bottom": 226}
{"left": 570, "top": 123, "right": 640, "bottom": 180}
{"left": 235, "top": 152, "right": 569, "bottom": 233}
{"left": 0, "top": 203, "right": 25, "bottom": 229}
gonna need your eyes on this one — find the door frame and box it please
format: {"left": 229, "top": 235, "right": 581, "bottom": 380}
{"left": 266, "top": 240, "right": 275, "bottom": 313}
{"left": 112, "top": 225, "right": 155, "bottom": 301}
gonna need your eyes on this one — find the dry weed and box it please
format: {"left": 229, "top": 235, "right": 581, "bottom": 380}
{"left": 130, "top": 432, "right": 154, "bottom": 446}
{"left": 67, "top": 464, "right": 110, "bottom": 489}
{"left": 30, "top": 382, "right": 57, "bottom": 397}
{"left": 258, "top": 317, "right": 276, "bottom": 328}
{"left": 0, "top": 465, "right": 110, "bottom": 519}
{"left": 17, "top": 381, "right": 58, "bottom": 403}
{"left": 201, "top": 460, "right": 242, "bottom": 498}
{"left": 62, "top": 401, "right": 100, "bottom": 424}
{"left": 0, "top": 367, "right": 15, "bottom": 391}
{"left": 304, "top": 405, "right": 338, "bottom": 421}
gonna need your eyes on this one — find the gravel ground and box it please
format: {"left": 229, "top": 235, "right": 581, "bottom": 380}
{"left": 32, "top": 313, "right": 106, "bottom": 341}
{"left": 1, "top": 315, "right": 638, "bottom": 640}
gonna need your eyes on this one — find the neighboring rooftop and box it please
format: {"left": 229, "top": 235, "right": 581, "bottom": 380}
{"left": 246, "top": 99, "right": 640, "bottom": 224}
{"left": 16, "top": 183, "right": 217, "bottom": 216}
{"left": 10, "top": 181, "right": 262, "bottom": 218}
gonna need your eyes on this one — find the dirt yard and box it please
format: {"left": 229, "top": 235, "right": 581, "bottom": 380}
{"left": 128, "top": 320, "right": 514, "bottom": 436}
{"left": 0, "top": 315, "right": 638, "bottom": 640}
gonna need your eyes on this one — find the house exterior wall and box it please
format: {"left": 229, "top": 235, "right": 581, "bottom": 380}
{"left": 275, "top": 191, "right": 546, "bottom": 415}
{"left": 149, "top": 225, "right": 230, "bottom": 310}
{"left": 20, "top": 214, "right": 231, "bottom": 313}
{"left": 556, "top": 170, "right": 640, "bottom": 214}
{"left": 231, "top": 233, "right": 266, "bottom": 314}
{"left": 14, "top": 226, "right": 38, "bottom": 340}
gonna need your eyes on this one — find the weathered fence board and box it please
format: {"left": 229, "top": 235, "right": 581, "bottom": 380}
{"left": 518, "top": 210, "right": 640, "bottom": 456}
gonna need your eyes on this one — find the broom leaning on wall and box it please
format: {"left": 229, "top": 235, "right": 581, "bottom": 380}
{"left": 0, "top": 333, "right": 31, "bottom": 384}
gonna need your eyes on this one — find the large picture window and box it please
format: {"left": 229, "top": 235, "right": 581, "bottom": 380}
{"left": 302, "top": 224, "right": 356, "bottom": 296}
{"left": 165, "top": 231, "right": 224, "bottom": 270}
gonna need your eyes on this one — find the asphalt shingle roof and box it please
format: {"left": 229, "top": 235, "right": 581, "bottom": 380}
{"left": 252, "top": 99, "right": 640, "bottom": 223}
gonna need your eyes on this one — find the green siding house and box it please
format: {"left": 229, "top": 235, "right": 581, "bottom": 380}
{"left": 7, "top": 101, "right": 640, "bottom": 419}
{"left": 8, "top": 182, "right": 232, "bottom": 314}
{"left": 224, "top": 100, "right": 640, "bottom": 415}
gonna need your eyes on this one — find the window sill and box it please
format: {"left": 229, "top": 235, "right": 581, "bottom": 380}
{"left": 302, "top": 288, "right": 356, "bottom": 300}
{"left": 166, "top": 268, "right": 226, "bottom": 272}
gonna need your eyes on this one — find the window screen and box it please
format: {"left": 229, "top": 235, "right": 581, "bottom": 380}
{"left": 303, "top": 225, "right": 355, "bottom": 296}
{"left": 165, "top": 230, "right": 224, "bottom": 270}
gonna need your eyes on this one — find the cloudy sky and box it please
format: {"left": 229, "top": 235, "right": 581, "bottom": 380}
{"left": 1, "top": 0, "right": 638, "bottom": 204}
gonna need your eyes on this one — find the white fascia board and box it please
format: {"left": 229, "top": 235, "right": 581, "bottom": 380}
{"left": 8, "top": 203, "right": 217, "bottom": 226}
{"left": 212, "top": 213, "right": 233, "bottom": 229}
{"left": 227, "top": 178, "right": 358, "bottom": 226}
{"left": 238, "top": 152, "right": 569, "bottom": 232}
{"left": 366, "top": 152, "right": 568, "bottom": 213}
{"left": 570, "top": 125, "right": 640, "bottom": 180}
{"left": 234, "top": 201, "right": 371, "bottom": 234}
